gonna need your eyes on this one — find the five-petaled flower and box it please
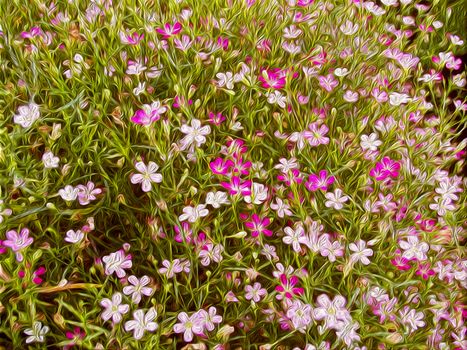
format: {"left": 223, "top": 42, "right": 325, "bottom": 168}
{"left": 130, "top": 161, "right": 163, "bottom": 192}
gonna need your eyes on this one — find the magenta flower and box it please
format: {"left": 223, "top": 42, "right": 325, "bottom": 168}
{"left": 3, "top": 228, "right": 34, "bottom": 262}
{"left": 120, "top": 31, "right": 144, "bottom": 45}
{"left": 258, "top": 68, "right": 286, "bottom": 89}
{"left": 245, "top": 214, "right": 272, "bottom": 237}
{"left": 275, "top": 274, "right": 303, "bottom": 300}
{"left": 390, "top": 249, "right": 412, "bottom": 270}
{"left": 209, "top": 157, "right": 234, "bottom": 175}
{"left": 416, "top": 263, "right": 435, "bottom": 280}
{"left": 370, "top": 157, "right": 400, "bottom": 180}
{"left": 221, "top": 176, "right": 251, "bottom": 196}
{"left": 304, "top": 122, "right": 329, "bottom": 146}
{"left": 277, "top": 169, "right": 303, "bottom": 186}
{"left": 130, "top": 101, "right": 167, "bottom": 126}
{"left": 208, "top": 112, "right": 226, "bottom": 125}
{"left": 231, "top": 157, "right": 252, "bottom": 176}
{"left": 305, "top": 170, "right": 335, "bottom": 192}
{"left": 156, "top": 22, "right": 182, "bottom": 38}
{"left": 318, "top": 73, "right": 338, "bottom": 92}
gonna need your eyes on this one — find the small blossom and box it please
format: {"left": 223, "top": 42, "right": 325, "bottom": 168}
{"left": 64, "top": 229, "right": 84, "bottom": 244}
{"left": 124, "top": 308, "right": 158, "bottom": 340}
{"left": 42, "top": 151, "right": 60, "bottom": 168}
{"left": 3, "top": 228, "right": 34, "bottom": 262}
{"left": 100, "top": 292, "right": 129, "bottom": 323}
{"left": 24, "top": 321, "right": 49, "bottom": 344}
{"left": 173, "top": 311, "right": 204, "bottom": 343}
{"left": 130, "top": 161, "right": 163, "bottom": 192}
{"left": 324, "top": 189, "right": 349, "bottom": 210}
{"left": 179, "top": 204, "right": 209, "bottom": 223}
{"left": 102, "top": 249, "right": 132, "bottom": 278}
{"left": 123, "top": 275, "right": 154, "bottom": 304}
{"left": 13, "top": 102, "right": 40, "bottom": 128}
{"left": 245, "top": 282, "right": 267, "bottom": 302}
{"left": 58, "top": 185, "right": 79, "bottom": 201}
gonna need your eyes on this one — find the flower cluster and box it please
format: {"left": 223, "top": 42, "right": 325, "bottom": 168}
{"left": 0, "top": 0, "right": 465, "bottom": 349}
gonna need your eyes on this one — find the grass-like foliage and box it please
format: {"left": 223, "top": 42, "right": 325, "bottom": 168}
{"left": 0, "top": 0, "right": 466, "bottom": 349}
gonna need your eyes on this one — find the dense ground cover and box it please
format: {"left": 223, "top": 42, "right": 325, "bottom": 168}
{"left": 0, "top": 0, "right": 466, "bottom": 349}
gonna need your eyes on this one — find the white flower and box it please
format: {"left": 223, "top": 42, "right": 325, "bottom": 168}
{"left": 124, "top": 308, "right": 159, "bottom": 340}
{"left": 340, "top": 20, "right": 359, "bottom": 36}
{"left": 14, "top": 102, "right": 40, "bottom": 128}
{"left": 283, "top": 225, "right": 305, "bottom": 253}
{"left": 334, "top": 68, "right": 350, "bottom": 77}
{"left": 179, "top": 204, "right": 209, "bottom": 223}
{"left": 102, "top": 250, "right": 132, "bottom": 278}
{"left": 270, "top": 197, "right": 292, "bottom": 218}
{"left": 58, "top": 185, "right": 79, "bottom": 201}
{"left": 126, "top": 60, "right": 147, "bottom": 75}
{"left": 123, "top": 275, "right": 153, "bottom": 304}
{"left": 325, "top": 189, "right": 349, "bottom": 210}
{"left": 216, "top": 72, "right": 235, "bottom": 89}
{"left": 42, "top": 151, "right": 60, "bottom": 168}
{"left": 283, "top": 25, "right": 302, "bottom": 39}
{"left": 267, "top": 90, "right": 287, "bottom": 108}
{"left": 130, "top": 161, "right": 163, "bottom": 192}
{"left": 65, "top": 229, "right": 84, "bottom": 244}
{"left": 133, "top": 82, "right": 146, "bottom": 96}
{"left": 360, "top": 133, "right": 382, "bottom": 151}
{"left": 349, "top": 240, "right": 373, "bottom": 265}
{"left": 389, "top": 92, "right": 411, "bottom": 106}
{"left": 429, "top": 196, "right": 456, "bottom": 216}
{"left": 399, "top": 235, "right": 429, "bottom": 261}
{"left": 205, "top": 191, "right": 230, "bottom": 208}
{"left": 399, "top": 307, "right": 425, "bottom": 332}
{"left": 274, "top": 158, "right": 299, "bottom": 173}
{"left": 244, "top": 182, "right": 268, "bottom": 205}
{"left": 179, "top": 119, "right": 211, "bottom": 151}
{"left": 100, "top": 292, "right": 129, "bottom": 323}
{"left": 24, "top": 321, "right": 49, "bottom": 344}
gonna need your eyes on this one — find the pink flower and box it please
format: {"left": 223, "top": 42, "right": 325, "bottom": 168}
{"left": 120, "top": 31, "right": 144, "bottom": 45}
{"left": 76, "top": 181, "right": 102, "bottom": 205}
{"left": 3, "top": 228, "right": 34, "bottom": 262}
{"left": 305, "top": 170, "right": 335, "bottom": 192}
{"left": 304, "top": 122, "right": 329, "bottom": 146}
{"left": 277, "top": 169, "right": 303, "bottom": 186}
{"left": 318, "top": 74, "right": 338, "bottom": 92}
{"left": 258, "top": 68, "right": 286, "bottom": 89}
{"left": 208, "top": 112, "right": 226, "bottom": 125}
{"left": 390, "top": 250, "right": 412, "bottom": 270}
{"left": 245, "top": 214, "right": 272, "bottom": 237}
{"left": 221, "top": 176, "right": 251, "bottom": 196}
{"left": 416, "top": 263, "right": 435, "bottom": 280}
{"left": 209, "top": 158, "right": 234, "bottom": 175}
{"left": 370, "top": 157, "right": 400, "bottom": 181}
{"left": 231, "top": 157, "right": 252, "bottom": 176}
{"left": 313, "top": 294, "right": 350, "bottom": 330}
{"left": 156, "top": 22, "right": 182, "bottom": 38}
{"left": 245, "top": 282, "right": 267, "bottom": 302}
{"left": 173, "top": 312, "right": 204, "bottom": 343}
{"left": 102, "top": 250, "right": 133, "bottom": 278}
{"left": 130, "top": 101, "right": 167, "bottom": 126}
{"left": 275, "top": 274, "right": 303, "bottom": 300}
